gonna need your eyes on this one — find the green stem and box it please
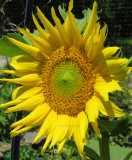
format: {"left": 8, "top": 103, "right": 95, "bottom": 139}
{"left": 99, "top": 134, "right": 110, "bottom": 160}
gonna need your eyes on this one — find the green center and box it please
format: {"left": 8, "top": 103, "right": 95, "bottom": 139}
{"left": 51, "top": 61, "right": 84, "bottom": 97}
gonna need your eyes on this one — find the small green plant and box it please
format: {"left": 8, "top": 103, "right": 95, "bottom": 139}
{"left": 0, "top": 81, "right": 15, "bottom": 142}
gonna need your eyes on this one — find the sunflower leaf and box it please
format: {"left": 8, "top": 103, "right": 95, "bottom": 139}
{"left": 66, "top": 140, "right": 101, "bottom": 160}
{"left": 23, "top": 29, "right": 43, "bottom": 46}
{"left": 98, "top": 117, "right": 129, "bottom": 136}
{"left": 58, "top": 5, "right": 93, "bottom": 33}
{"left": 87, "top": 139, "right": 131, "bottom": 160}
{"left": 58, "top": 5, "right": 67, "bottom": 21}
{"left": 75, "top": 9, "right": 93, "bottom": 33}
{"left": 0, "top": 33, "right": 31, "bottom": 58}
{"left": 124, "top": 150, "right": 132, "bottom": 160}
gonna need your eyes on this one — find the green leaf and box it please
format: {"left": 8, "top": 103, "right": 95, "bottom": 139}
{"left": 123, "top": 57, "right": 132, "bottom": 68}
{"left": 66, "top": 140, "right": 101, "bottom": 160}
{"left": 0, "top": 33, "right": 31, "bottom": 58}
{"left": 23, "top": 35, "right": 32, "bottom": 46}
{"left": 124, "top": 150, "right": 132, "bottom": 160}
{"left": 32, "top": 30, "right": 40, "bottom": 37}
{"left": 7, "top": 33, "right": 28, "bottom": 44}
{"left": 23, "top": 30, "right": 40, "bottom": 46}
{"left": 87, "top": 139, "right": 131, "bottom": 160}
{"left": 75, "top": 9, "right": 92, "bottom": 33}
{"left": 58, "top": 5, "right": 93, "bottom": 33}
{"left": 98, "top": 117, "right": 129, "bottom": 136}
{"left": 128, "top": 113, "right": 132, "bottom": 120}
{"left": 58, "top": 5, "right": 67, "bottom": 21}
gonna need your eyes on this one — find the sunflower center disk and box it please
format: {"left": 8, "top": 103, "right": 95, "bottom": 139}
{"left": 51, "top": 61, "right": 83, "bottom": 97}
{"left": 42, "top": 46, "right": 96, "bottom": 116}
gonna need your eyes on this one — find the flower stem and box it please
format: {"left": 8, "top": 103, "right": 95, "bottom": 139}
{"left": 99, "top": 134, "right": 110, "bottom": 160}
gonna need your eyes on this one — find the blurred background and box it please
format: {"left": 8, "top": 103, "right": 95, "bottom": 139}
{"left": 0, "top": 0, "right": 132, "bottom": 160}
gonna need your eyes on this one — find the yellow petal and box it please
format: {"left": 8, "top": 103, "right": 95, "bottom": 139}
{"left": 37, "top": 7, "right": 62, "bottom": 48}
{"left": 96, "top": 57, "right": 129, "bottom": 74}
{"left": 96, "top": 24, "right": 107, "bottom": 52}
{"left": 102, "top": 47, "right": 120, "bottom": 58}
{"left": 12, "top": 86, "right": 42, "bottom": 100}
{"left": 10, "top": 125, "right": 23, "bottom": 134}
{"left": 11, "top": 103, "right": 50, "bottom": 128}
{"left": 10, "top": 55, "right": 43, "bottom": 72}
{"left": 67, "top": 12, "right": 82, "bottom": 49}
{"left": 94, "top": 54, "right": 107, "bottom": 73}
{"left": 32, "top": 13, "right": 49, "bottom": 40}
{"left": 109, "top": 101, "right": 127, "bottom": 117}
{"left": 100, "top": 67, "right": 132, "bottom": 81}
{"left": 51, "top": 7, "right": 71, "bottom": 46}
{"left": 32, "top": 13, "right": 57, "bottom": 50}
{"left": 73, "top": 118, "right": 86, "bottom": 158}
{"left": 0, "top": 99, "right": 22, "bottom": 108}
{"left": 32, "top": 110, "right": 57, "bottom": 144}
{"left": 94, "top": 76, "right": 123, "bottom": 100}
{"left": 49, "top": 115, "right": 70, "bottom": 148}
{"left": 98, "top": 98, "right": 126, "bottom": 117}
{"left": 57, "top": 138, "right": 66, "bottom": 154}
{"left": 64, "top": 16, "right": 74, "bottom": 46}
{"left": 57, "top": 116, "right": 75, "bottom": 154}
{"left": 0, "top": 70, "right": 26, "bottom": 77}
{"left": 7, "top": 37, "right": 45, "bottom": 62}
{"left": 83, "top": 1, "right": 98, "bottom": 46}
{"left": 91, "top": 121, "right": 102, "bottom": 138}
{"left": 18, "top": 27, "right": 52, "bottom": 57}
{"left": 64, "top": 0, "right": 74, "bottom": 46}
{"left": 86, "top": 96, "right": 99, "bottom": 122}
{"left": 0, "top": 73, "right": 41, "bottom": 86}
{"left": 77, "top": 111, "right": 88, "bottom": 140}
{"left": 90, "top": 24, "right": 107, "bottom": 67}
{"left": 5, "top": 93, "right": 44, "bottom": 113}
{"left": 106, "top": 58, "right": 130, "bottom": 68}
{"left": 30, "top": 113, "right": 47, "bottom": 126}
{"left": 94, "top": 85, "right": 109, "bottom": 101}
{"left": 11, "top": 126, "right": 33, "bottom": 137}
{"left": 86, "top": 23, "right": 100, "bottom": 61}
{"left": 68, "top": 0, "right": 73, "bottom": 12}
{"left": 41, "top": 132, "right": 53, "bottom": 155}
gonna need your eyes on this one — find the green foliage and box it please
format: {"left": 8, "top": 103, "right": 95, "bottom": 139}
{"left": 124, "top": 150, "right": 132, "bottom": 160}
{"left": 67, "top": 140, "right": 101, "bottom": 160}
{"left": 0, "top": 1, "right": 131, "bottom": 159}
{"left": 3, "top": 146, "right": 44, "bottom": 160}
{"left": 23, "top": 30, "right": 40, "bottom": 46}
{"left": 0, "top": 33, "right": 31, "bottom": 58}
{"left": 116, "top": 39, "right": 132, "bottom": 59}
{"left": 58, "top": 5, "right": 95, "bottom": 34}
{"left": 0, "top": 82, "right": 15, "bottom": 142}
{"left": 0, "top": 64, "right": 19, "bottom": 142}
{"left": 109, "top": 76, "right": 132, "bottom": 148}
{"left": 3, "top": 144, "right": 83, "bottom": 160}
{"left": 98, "top": 117, "right": 129, "bottom": 136}
{"left": 86, "top": 139, "right": 132, "bottom": 160}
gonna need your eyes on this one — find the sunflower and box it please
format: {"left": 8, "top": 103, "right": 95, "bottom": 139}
{"left": 0, "top": 0, "right": 131, "bottom": 158}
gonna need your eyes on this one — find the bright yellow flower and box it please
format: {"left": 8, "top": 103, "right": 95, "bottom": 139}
{"left": 0, "top": 0, "right": 131, "bottom": 157}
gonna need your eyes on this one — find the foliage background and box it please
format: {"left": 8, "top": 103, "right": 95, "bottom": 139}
{"left": 0, "top": 0, "right": 132, "bottom": 58}
{"left": 0, "top": 0, "right": 132, "bottom": 159}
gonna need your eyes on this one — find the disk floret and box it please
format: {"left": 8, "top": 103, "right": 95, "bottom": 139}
{"left": 42, "top": 47, "right": 96, "bottom": 115}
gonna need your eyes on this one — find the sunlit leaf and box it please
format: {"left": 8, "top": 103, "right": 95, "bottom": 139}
{"left": 58, "top": 5, "right": 94, "bottom": 33}
{"left": 0, "top": 33, "right": 31, "bottom": 58}
{"left": 87, "top": 139, "right": 131, "bottom": 160}
{"left": 124, "top": 150, "right": 132, "bottom": 160}
{"left": 67, "top": 140, "right": 101, "bottom": 160}
{"left": 98, "top": 117, "right": 129, "bottom": 136}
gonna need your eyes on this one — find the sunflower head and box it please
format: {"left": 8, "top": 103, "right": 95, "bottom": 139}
{"left": 42, "top": 46, "right": 96, "bottom": 116}
{"left": 0, "top": 0, "right": 131, "bottom": 158}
